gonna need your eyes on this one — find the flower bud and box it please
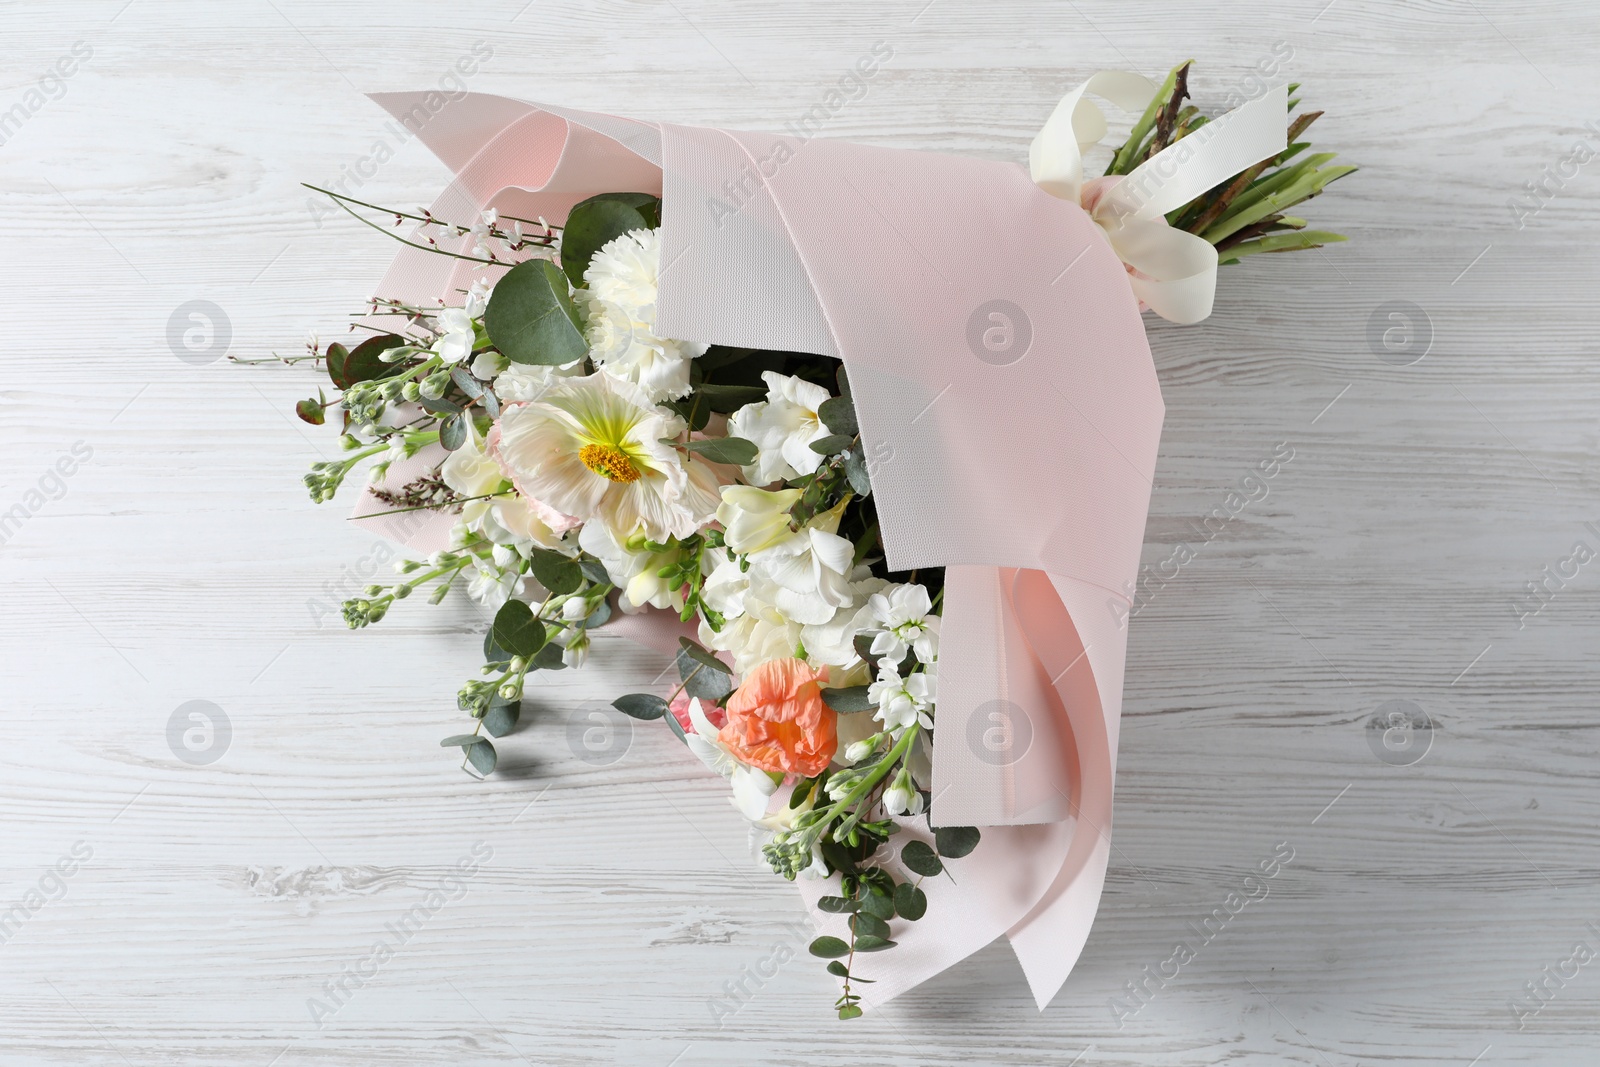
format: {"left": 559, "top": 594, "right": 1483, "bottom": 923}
{"left": 498, "top": 683, "right": 520, "bottom": 700}
{"left": 401, "top": 381, "right": 421, "bottom": 402}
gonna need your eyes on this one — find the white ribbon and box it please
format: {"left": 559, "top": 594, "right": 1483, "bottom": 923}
{"left": 1030, "top": 73, "right": 1289, "bottom": 324}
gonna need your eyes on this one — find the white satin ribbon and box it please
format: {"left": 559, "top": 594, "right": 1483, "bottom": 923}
{"left": 1029, "top": 73, "right": 1289, "bottom": 324}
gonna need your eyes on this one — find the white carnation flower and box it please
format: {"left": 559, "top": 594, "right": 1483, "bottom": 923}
{"left": 581, "top": 228, "right": 706, "bottom": 403}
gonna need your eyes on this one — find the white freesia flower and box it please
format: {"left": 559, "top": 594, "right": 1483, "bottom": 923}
{"left": 868, "top": 661, "right": 935, "bottom": 733}
{"left": 699, "top": 568, "right": 804, "bottom": 675}
{"left": 582, "top": 228, "right": 707, "bottom": 402}
{"left": 798, "top": 573, "right": 888, "bottom": 670}
{"left": 868, "top": 583, "right": 940, "bottom": 664}
{"left": 682, "top": 697, "right": 777, "bottom": 822}
{"left": 727, "top": 371, "right": 834, "bottom": 485}
{"left": 716, "top": 485, "right": 802, "bottom": 555}
{"left": 489, "top": 372, "right": 720, "bottom": 542}
{"left": 431, "top": 307, "right": 476, "bottom": 364}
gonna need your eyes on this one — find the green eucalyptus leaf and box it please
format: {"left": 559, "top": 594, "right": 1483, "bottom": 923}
{"left": 613, "top": 693, "right": 668, "bottom": 720}
{"left": 818, "top": 394, "right": 858, "bottom": 436}
{"left": 679, "top": 436, "right": 758, "bottom": 466}
{"left": 484, "top": 258, "right": 587, "bottom": 366}
{"left": 663, "top": 701, "right": 690, "bottom": 745}
{"left": 695, "top": 383, "right": 767, "bottom": 412}
{"left": 842, "top": 443, "right": 872, "bottom": 497}
{"left": 822, "top": 685, "right": 875, "bottom": 714}
{"left": 852, "top": 913, "right": 891, "bottom": 940}
{"left": 678, "top": 637, "right": 732, "bottom": 675}
{"left": 440, "top": 734, "right": 481, "bottom": 747}
{"left": 900, "top": 840, "right": 943, "bottom": 878}
{"left": 859, "top": 893, "right": 895, "bottom": 921}
{"left": 808, "top": 935, "right": 851, "bottom": 959}
{"left": 295, "top": 398, "right": 326, "bottom": 425}
{"left": 527, "top": 548, "right": 583, "bottom": 595}
{"left": 560, "top": 197, "right": 650, "bottom": 289}
{"left": 852, "top": 935, "right": 896, "bottom": 953}
{"left": 892, "top": 882, "right": 927, "bottom": 920}
{"left": 578, "top": 558, "right": 612, "bottom": 585}
{"left": 491, "top": 600, "right": 545, "bottom": 658}
{"left": 439, "top": 414, "right": 467, "bottom": 451}
{"left": 934, "top": 825, "right": 981, "bottom": 859}
{"left": 449, "top": 366, "right": 484, "bottom": 398}
{"left": 465, "top": 738, "right": 496, "bottom": 774}
{"left": 808, "top": 434, "right": 853, "bottom": 457}
{"left": 826, "top": 960, "right": 851, "bottom": 977}
{"left": 483, "top": 699, "right": 521, "bottom": 738}
{"left": 531, "top": 641, "right": 567, "bottom": 671}
{"left": 678, "top": 649, "right": 733, "bottom": 701}
{"left": 816, "top": 895, "right": 859, "bottom": 914}
{"left": 419, "top": 395, "right": 462, "bottom": 416}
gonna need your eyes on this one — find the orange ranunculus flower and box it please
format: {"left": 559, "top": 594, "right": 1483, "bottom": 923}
{"left": 719, "top": 658, "right": 837, "bottom": 777}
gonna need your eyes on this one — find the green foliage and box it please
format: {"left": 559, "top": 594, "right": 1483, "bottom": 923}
{"left": 900, "top": 840, "right": 943, "bottom": 877}
{"left": 559, "top": 194, "right": 658, "bottom": 288}
{"left": 677, "top": 436, "right": 758, "bottom": 466}
{"left": 491, "top": 600, "right": 546, "bottom": 658}
{"left": 613, "top": 693, "right": 669, "bottom": 720}
{"left": 484, "top": 258, "right": 588, "bottom": 366}
{"left": 821, "top": 685, "right": 875, "bottom": 713}
{"left": 526, "top": 548, "right": 583, "bottom": 595}
{"left": 934, "top": 825, "right": 981, "bottom": 859}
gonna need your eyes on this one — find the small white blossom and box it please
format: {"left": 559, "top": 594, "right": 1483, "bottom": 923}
{"left": 868, "top": 661, "right": 935, "bottom": 733}
{"left": 431, "top": 307, "right": 476, "bottom": 364}
{"left": 868, "top": 583, "right": 940, "bottom": 664}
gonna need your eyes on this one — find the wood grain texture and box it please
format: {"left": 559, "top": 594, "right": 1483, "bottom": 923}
{"left": 2, "top": 0, "right": 1598, "bottom": 1062}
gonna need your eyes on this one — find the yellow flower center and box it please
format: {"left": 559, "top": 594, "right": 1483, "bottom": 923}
{"left": 579, "top": 443, "right": 641, "bottom": 483}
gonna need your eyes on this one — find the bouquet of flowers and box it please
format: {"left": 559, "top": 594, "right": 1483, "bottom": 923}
{"left": 256, "top": 61, "right": 1351, "bottom": 1018}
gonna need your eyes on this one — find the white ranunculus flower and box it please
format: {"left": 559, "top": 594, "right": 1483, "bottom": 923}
{"left": 868, "top": 583, "right": 941, "bottom": 664}
{"left": 727, "top": 371, "right": 834, "bottom": 485}
{"left": 488, "top": 372, "right": 721, "bottom": 542}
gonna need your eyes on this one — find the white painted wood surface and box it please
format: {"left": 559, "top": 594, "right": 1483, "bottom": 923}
{"left": 3, "top": 0, "right": 1598, "bottom": 1062}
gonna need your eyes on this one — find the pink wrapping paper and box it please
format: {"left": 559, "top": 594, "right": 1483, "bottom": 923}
{"left": 351, "top": 91, "right": 1167, "bottom": 1011}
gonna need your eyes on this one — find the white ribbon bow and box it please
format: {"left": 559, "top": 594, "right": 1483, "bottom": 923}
{"left": 1029, "top": 72, "right": 1289, "bottom": 324}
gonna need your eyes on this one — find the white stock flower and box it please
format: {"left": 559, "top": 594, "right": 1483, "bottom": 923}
{"left": 489, "top": 372, "right": 720, "bottom": 542}
{"left": 868, "top": 661, "right": 935, "bottom": 733}
{"left": 726, "top": 371, "right": 834, "bottom": 485}
{"left": 868, "top": 583, "right": 940, "bottom": 664}
{"left": 466, "top": 560, "right": 522, "bottom": 609}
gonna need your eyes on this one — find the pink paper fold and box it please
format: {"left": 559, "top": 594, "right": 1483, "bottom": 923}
{"left": 348, "top": 92, "right": 1164, "bottom": 1011}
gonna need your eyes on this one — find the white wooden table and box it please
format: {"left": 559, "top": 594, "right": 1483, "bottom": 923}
{"left": 4, "top": 1, "right": 1597, "bottom": 1063}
